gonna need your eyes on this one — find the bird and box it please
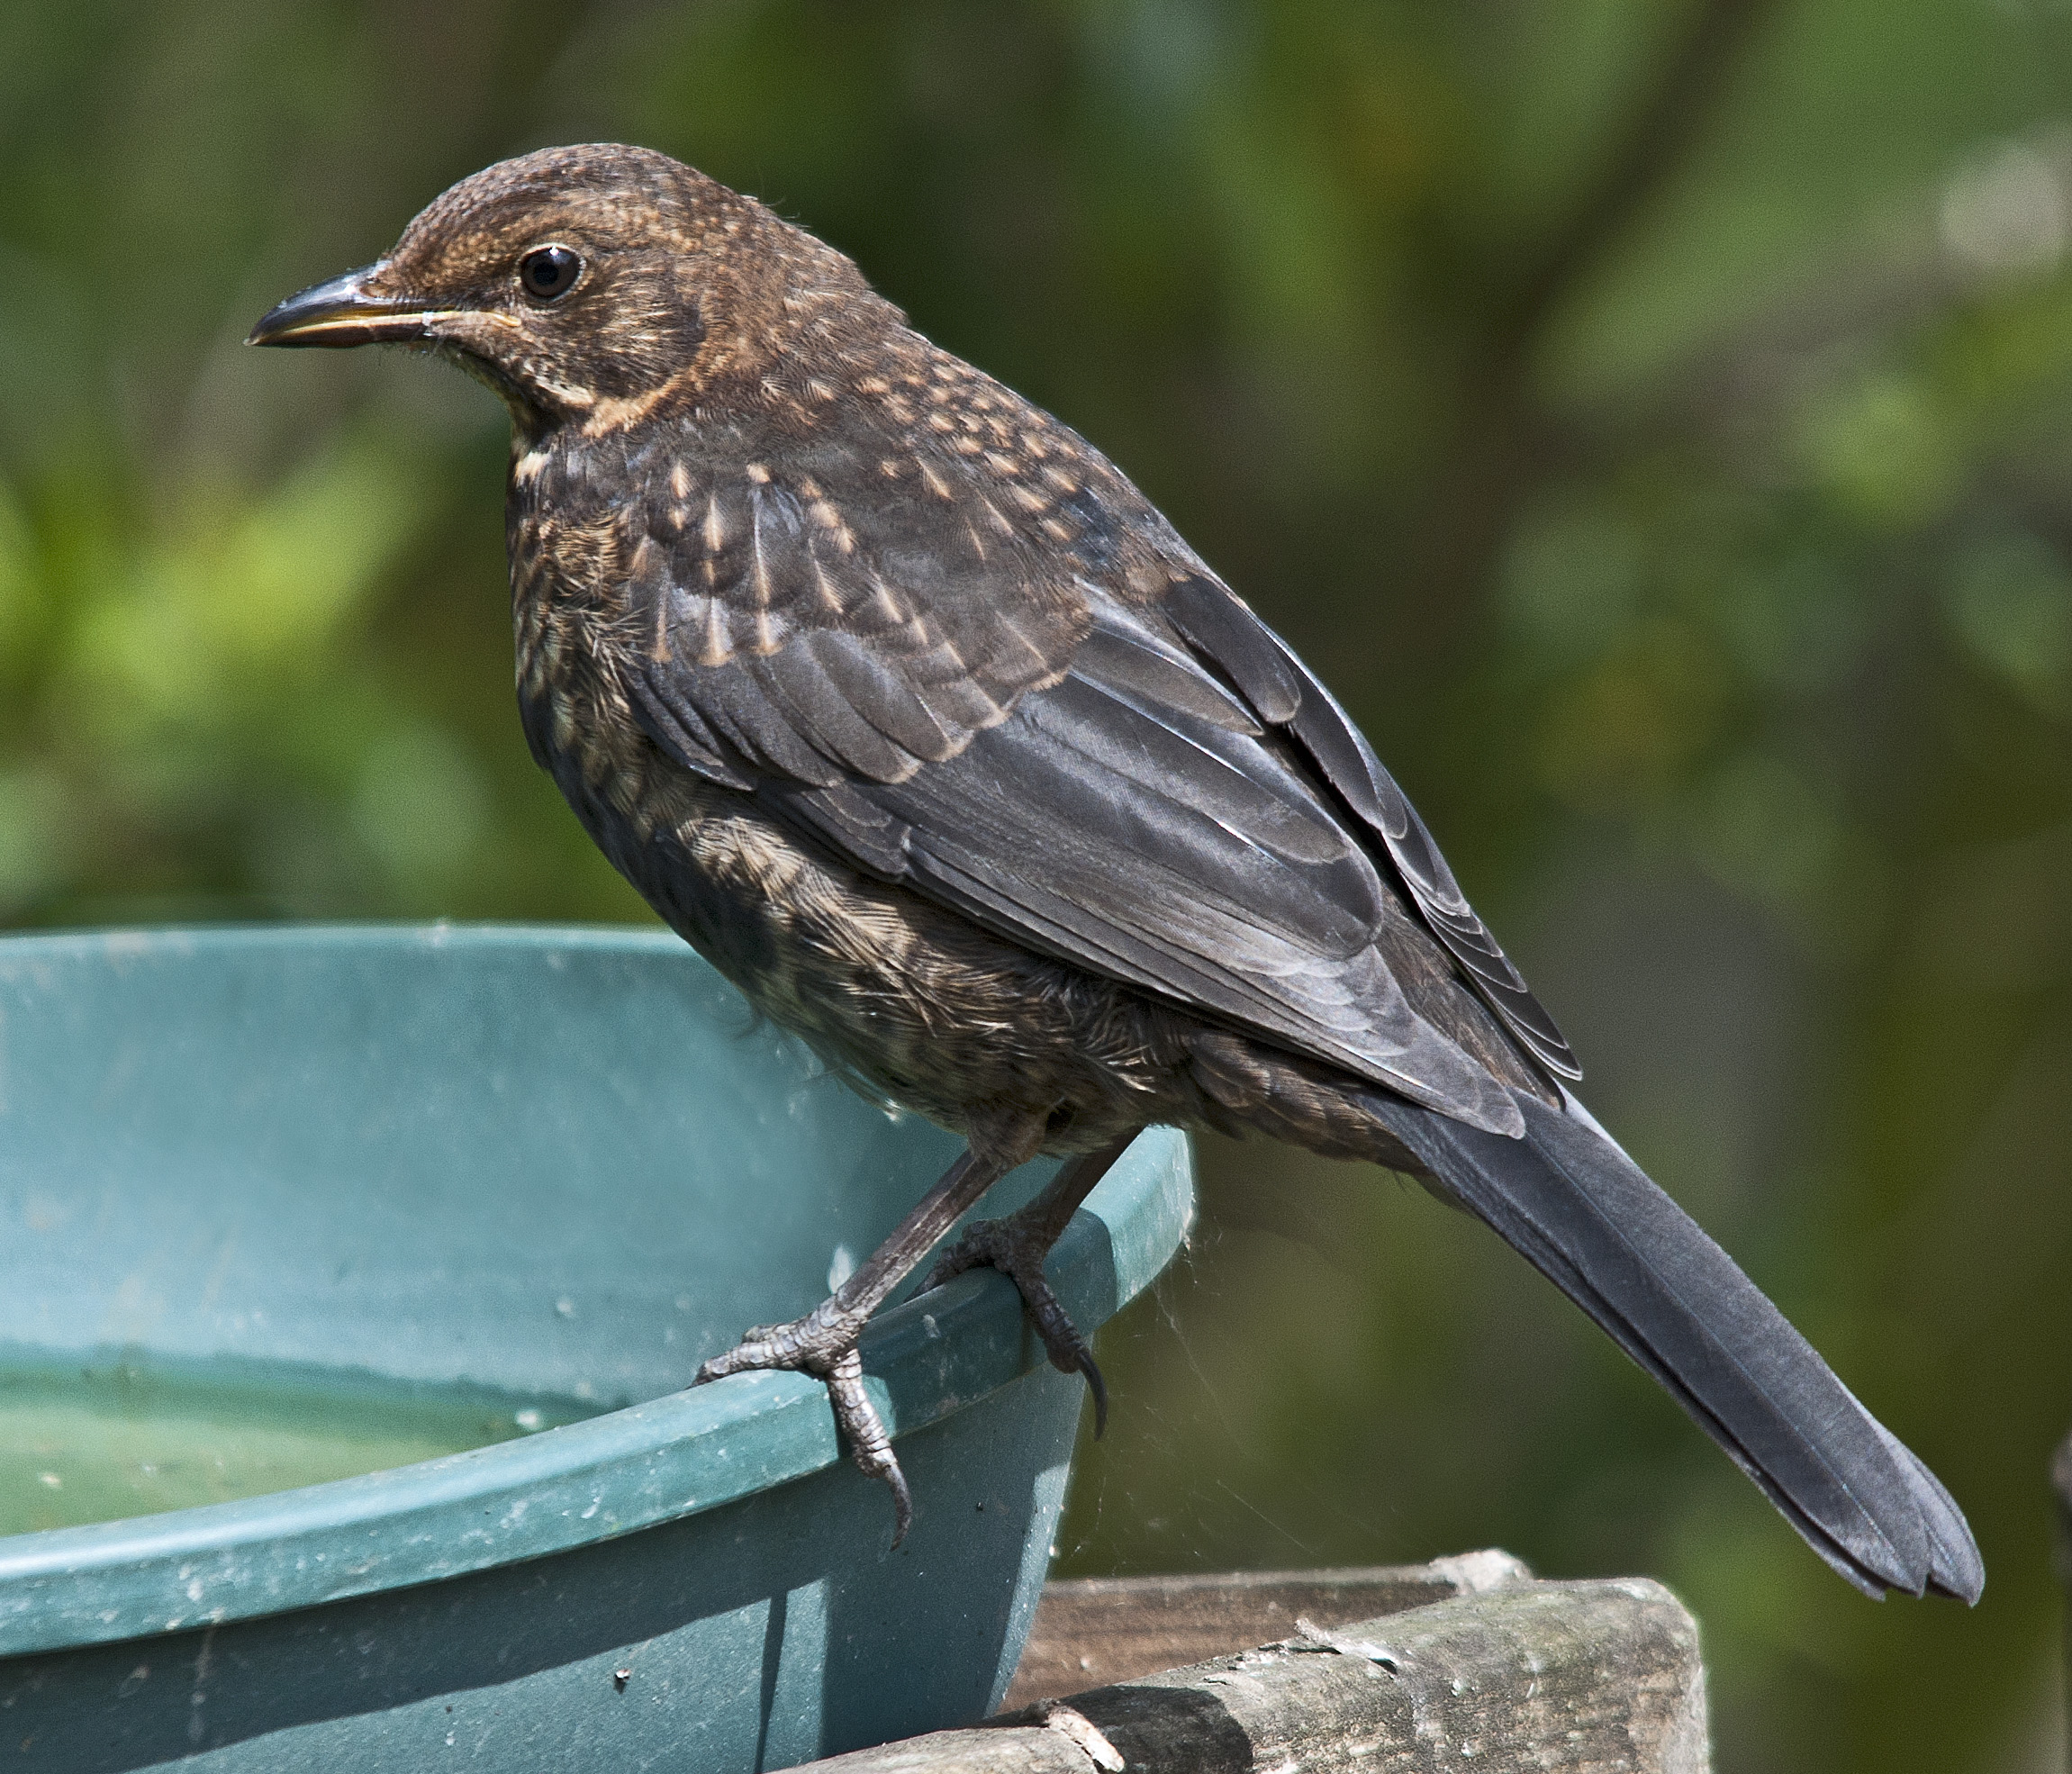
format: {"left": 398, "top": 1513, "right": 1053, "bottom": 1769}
{"left": 249, "top": 142, "right": 1981, "bottom": 1602}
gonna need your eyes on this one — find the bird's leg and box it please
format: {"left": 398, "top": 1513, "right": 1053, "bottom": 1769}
{"left": 694, "top": 1130, "right": 1036, "bottom": 1545}
{"left": 922, "top": 1133, "right": 1135, "bottom": 1437}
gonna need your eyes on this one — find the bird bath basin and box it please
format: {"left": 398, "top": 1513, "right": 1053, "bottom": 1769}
{"left": 0, "top": 926, "right": 1193, "bottom": 1771}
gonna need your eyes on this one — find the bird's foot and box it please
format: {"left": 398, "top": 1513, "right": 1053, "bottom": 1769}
{"left": 694, "top": 1299, "right": 911, "bottom": 1544}
{"left": 925, "top": 1217, "right": 1108, "bottom": 1436}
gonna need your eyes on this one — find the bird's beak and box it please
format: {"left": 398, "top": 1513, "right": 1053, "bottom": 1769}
{"left": 246, "top": 265, "right": 457, "bottom": 348}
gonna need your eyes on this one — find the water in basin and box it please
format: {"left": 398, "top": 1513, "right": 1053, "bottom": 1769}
{"left": 0, "top": 1352, "right": 600, "bottom": 1535}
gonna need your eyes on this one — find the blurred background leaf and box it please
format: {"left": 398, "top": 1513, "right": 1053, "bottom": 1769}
{"left": 2, "top": 2, "right": 2068, "bottom": 1767}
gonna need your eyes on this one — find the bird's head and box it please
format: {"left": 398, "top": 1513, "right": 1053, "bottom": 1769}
{"left": 249, "top": 144, "right": 873, "bottom": 437}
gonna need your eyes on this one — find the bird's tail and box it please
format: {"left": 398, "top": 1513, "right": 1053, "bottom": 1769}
{"left": 1362, "top": 1085, "right": 1983, "bottom": 1602}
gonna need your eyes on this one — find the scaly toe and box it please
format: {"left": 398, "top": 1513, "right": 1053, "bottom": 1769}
{"left": 826, "top": 1345, "right": 913, "bottom": 1546}
{"left": 692, "top": 1322, "right": 786, "bottom": 1384}
{"left": 690, "top": 1308, "right": 912, "bottom": 1543}
{"left": 922, "top": 1217, "right": 1107, "bottom": 1431}
{"left": 920, "top": 1225, "right": 995, "bottom": 1293}
{"left": 1020, "top": 1282, "right": 1108, "bottom": 1431}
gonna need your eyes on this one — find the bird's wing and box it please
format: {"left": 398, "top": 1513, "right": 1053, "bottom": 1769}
{"left": 1159, "top": 573, "right": 1580, "bottom": 1082}
{"left": 612, "top": 418, "right": 1560, "bottom": 1134}
{"left": 765, "top": 603, "right": 1530, "bottom": 1132}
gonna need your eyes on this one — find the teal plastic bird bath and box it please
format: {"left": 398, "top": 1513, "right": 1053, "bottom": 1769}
{"left": 0, "top": 926, "right": 1193, "bottom": 1770}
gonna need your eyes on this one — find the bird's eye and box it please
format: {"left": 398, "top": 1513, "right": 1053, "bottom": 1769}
{"left": 518, "top": 246, "right": 583, "bottom": 302}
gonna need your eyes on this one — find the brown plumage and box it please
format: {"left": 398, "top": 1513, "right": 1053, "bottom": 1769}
{"left": 250, "top": 144, "right": 1980, "bottom": 1601}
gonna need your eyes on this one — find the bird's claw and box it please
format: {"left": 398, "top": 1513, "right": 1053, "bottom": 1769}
{"left": 694, "top": 1301, "right": 913, "bottom": 1545}
{"left": 926, "top": 1220, "right": 1108, "bottom": 1438}
{"left": 823, "top": 1344, "right": 913, "bottom": 1544}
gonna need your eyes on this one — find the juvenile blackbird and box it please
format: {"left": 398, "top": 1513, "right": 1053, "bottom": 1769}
{"left": 251, "top": 143, "right": 1981, "bottom": 1600}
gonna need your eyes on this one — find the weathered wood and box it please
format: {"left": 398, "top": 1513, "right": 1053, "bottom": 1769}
{"left": 1002, "top": 1551, "right": 1532, "bottom": 1709}
{"left": 788, "top": 1570, "right": 1709, "bottom": 1772}
{"left": 790, "top": 1728, "right": 1092, "bottom": 1774}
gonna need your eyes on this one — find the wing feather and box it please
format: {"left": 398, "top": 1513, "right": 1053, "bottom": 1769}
{"left": 1168, "top": 574, "right": 1581, "bottom": 1080}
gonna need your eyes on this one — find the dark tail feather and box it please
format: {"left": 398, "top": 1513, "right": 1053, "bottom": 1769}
{"left": 1364, "top": 1086, "right": 1983, "bottom": 1603}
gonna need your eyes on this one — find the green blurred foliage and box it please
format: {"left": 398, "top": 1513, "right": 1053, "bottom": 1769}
{"left": 3, "top": 2, "right": 2069, "bottom": 1767}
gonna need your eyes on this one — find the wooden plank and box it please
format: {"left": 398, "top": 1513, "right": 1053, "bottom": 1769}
{"left": 1001, "top": 1552, "right": 1532, "bottom": 1709}
{"left": 787, "top": 1568, "right": 1709, "bottom": 1772}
